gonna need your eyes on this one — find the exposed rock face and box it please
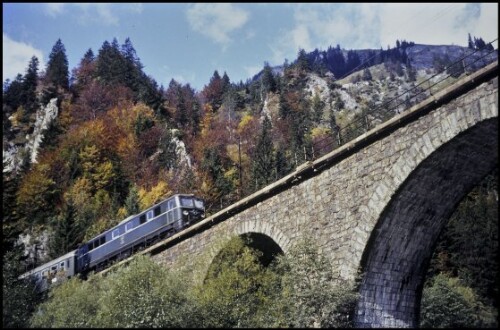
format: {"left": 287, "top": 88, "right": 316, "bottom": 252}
{"left": 2, "top": 98, "right": 59, "bottom": 174}
{"left": 172, "top": 133, "right": 192, "bottom": 168}
{"left": 2, "top": 144, "right": 23, "bottom": 174}
{"left": 305, "top": 73, "right": 332, "bottom": 105}
{"left": 17, "top": 230, "right": 51, "bottom": 266}
{"left": 27, "top": 98, "right": 59, "bottom": 164}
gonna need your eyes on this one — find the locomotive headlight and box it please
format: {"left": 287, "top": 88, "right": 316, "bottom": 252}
{"left": 183, "top": 210, "right": 189, "bottom": 216}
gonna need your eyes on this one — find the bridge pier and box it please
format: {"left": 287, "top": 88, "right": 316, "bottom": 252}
{"left": 355, "top": 118, "right": 498, "bottom": 327}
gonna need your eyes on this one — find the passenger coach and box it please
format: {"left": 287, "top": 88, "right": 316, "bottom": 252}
{"left": 20, "top": 193, "right": 205, "bottom": 291}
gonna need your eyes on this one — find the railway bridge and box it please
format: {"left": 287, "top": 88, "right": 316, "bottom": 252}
{"left": 118, "top": 61, "right": 497, "bottom": 327}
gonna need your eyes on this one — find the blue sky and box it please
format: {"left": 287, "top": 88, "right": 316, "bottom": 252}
{"left": 3, "top": 3, "right": 498, "bottom": 92}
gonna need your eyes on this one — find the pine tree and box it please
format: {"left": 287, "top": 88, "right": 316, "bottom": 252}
{"left": 202, "top": 70, "right": 224, "bottom": 111}
{"left": 3, "top": 74, "right": 24, "bottom": 112}
{"left": 45, "top": 39, "right": 69, "bottom": 90}
{"left": 2, "top": 174, "right": 22, "bottom": 250}
{"left": 275, "top": 148, "right": 292, "bottom": 180}
{"left": 362, "top": 67, "right": 372, "bottom": 81}
{"left": 72, "top": 48, "right": 96, "bottom": 94}
{"left": 261, "top": 62, "right": 276, "bottom": 95}
{"left": 125, "top": 184, "right": 140, "bottom": 215}
{"left": 48, "top": 200, "right": 80, "bottom": 259}
{"left": 296, "top": 48, "right": 310, "bottom": 71}
{"left": 252, "top": 116, "right": 275, "bottom": 190}
{"left": 96, "top": 39, "right": 127, "bottom": 86}
{"left": 312, "top": 93, "right": 324, "bottom": 123}
{"left": 121, "top": 37, "right": 143, "bottom": 95}
{"left": 201, "top": 147, "right": 234, "bottom": 209}
{"left": 3, "top": 248, "right": 41, "bottom": 328}
{"left": 23, "top": 56, "right": 39, "bottom": 115}
{"left": 468, "top": 33, "right": 474, "bottom": 49}
{"left": 221, "top": 71, "right": 231, "bottom": 94}
{"left": 279, "top": 91, "right": 292, "bottom": 119}
{"left": 329, "top": 107, "right": 340, "bottom": 144}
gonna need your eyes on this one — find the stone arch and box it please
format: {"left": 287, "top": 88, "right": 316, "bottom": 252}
{"left": 355, "top": 117, "right": 498, "bottom": 327}
{"left": 200, "top": 220, "right": 289, "bottom": 282}
{"left": 234, "top": 219, "right": 291, "bottom": 253}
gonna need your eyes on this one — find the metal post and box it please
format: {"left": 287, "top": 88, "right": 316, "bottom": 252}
{"left": 238, "top": 137, "right": 242, "bottom": 199}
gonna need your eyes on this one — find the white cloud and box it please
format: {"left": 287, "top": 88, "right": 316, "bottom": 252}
{"left": 244, "top": 64, "right": 262, "bottom": 78}
{"left": 186, "top": 4, "right": 249, "bottom": 48}
{"left": 45, "top": 3, "right": 65, "bottom": 17}
{"left": 43, "top": 3, "right": 143, "bottom": 26}
{"left": 270, "top": 4, "right": 381, "bottom": 64}
{"left": 3, "top": 33, "right": 45, "bottom": 83}
{"left": 378, "top": 3, "right": 498, "bottom": 48}
{"left": 159, "top": 65, "right": 196, "bottom": 88}
{"left": 269, "top": 3, "right": 498, "bottom": 65}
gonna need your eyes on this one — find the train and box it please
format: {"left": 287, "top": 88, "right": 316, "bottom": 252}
{"left": 19, "top": 193, "right": 205, "bottom": 292}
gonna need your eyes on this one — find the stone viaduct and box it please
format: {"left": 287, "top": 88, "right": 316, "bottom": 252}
{"left": 110, "top": 61, "right": 498, "bottom": 327}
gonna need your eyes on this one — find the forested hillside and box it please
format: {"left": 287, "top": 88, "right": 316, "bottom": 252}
{"left": 2, "top": 35, "right": 498, "bottom": 328}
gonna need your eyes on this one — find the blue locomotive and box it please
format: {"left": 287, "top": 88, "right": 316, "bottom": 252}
{"left": 19, "top": 193, "right": 205, "bottom": 291}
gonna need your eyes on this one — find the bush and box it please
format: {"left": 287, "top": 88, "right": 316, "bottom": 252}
{"left": 191, "top": 236, "right": 281, "bottom": 327}
{"left": 30, "top": 275, "right": 99, "bottom": 327}
{"left": 420, "top": 273, "right": 497, "bottom": 328}
{"left": 272, "top": 235, "right": 359, "bottom": 327}
{"left": 95, "top": 255, "right": 199, "bottom": 327}
{"left": 29, "top": 256, "right": 200, "bottom": 328}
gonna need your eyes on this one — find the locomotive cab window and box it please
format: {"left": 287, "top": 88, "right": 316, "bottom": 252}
{"left": 195, "top": 199, "right": 204, "bottom": 209}
{"left": 100, "top": 236, "right": 106, "bottom": 245}
{"left": 140, "top": 214, "right": 146, "bottom": 224}
{"left": 112, "top": 229, "right": 120, "bottom": 239}
{"left": 180, "top": 196, "right": 194, "bottom": 207}
{"left": 146, "top": 210, "right": 154, "bottom": 220}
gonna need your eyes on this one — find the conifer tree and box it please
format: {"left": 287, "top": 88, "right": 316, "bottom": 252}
{"left": 23, "top": 56, "right": 39, "bottom": 115}
{"left": 312, "top": 93, "right": 324, "bottom": 123}
{"left": 72, "top": 48, "right": 96, "bottom": 94}
{"left": 261, "top": 62, "right": 276, "bottom": 94}
{"left": 96, "top": 39, "right": 127, "bottom": 86}
{"left": 3, "top": 74, "right": 24, "bottom": 113}
{"left": 202, "top": 70, "right": 224, "bottom": 111}
{"left": 125, "top": 184, "right": 140, "bottom": 215}
{"left": 45, "top": 39, "right": 69, "bottom": 90}
{"left": 48, "top": 199, "right": 80, "bottom": 259}
{"left": 252, "top": 116, "right": 274, "bottom": 190}
{"left": 362, "top": 67, "right": 372, "bottom": 81}
{"left": 221, "top": 71, "right": 231, "bottom": 94}
{"left": 296, "top": 48, "right": 310, "bottom": 71}
{"left": 121, "top": 37, "right": 143, "bottom": 94}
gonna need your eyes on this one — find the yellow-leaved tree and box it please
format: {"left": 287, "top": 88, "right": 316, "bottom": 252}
{"left": 138, "top": 181, "right": 172, "bottom": 210}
